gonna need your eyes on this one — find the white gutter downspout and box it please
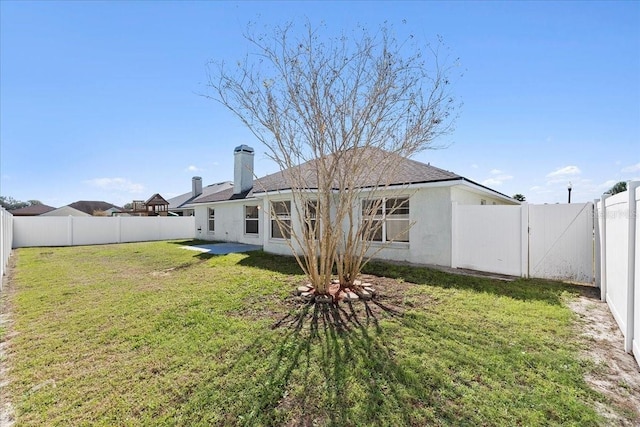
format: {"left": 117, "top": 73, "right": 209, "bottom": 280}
{"left": 625, "top": 181, "right": 639, "bottom": 354}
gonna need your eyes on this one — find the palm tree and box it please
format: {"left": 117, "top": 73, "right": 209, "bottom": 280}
{"left": 605, "top": 181, "right": 627, "bottom": 195}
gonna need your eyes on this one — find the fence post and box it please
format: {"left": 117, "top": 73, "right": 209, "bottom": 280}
{"left": 520, "top": 203, "right": 529, "bottom": 278}
{"left": 625, "top": 181, "right": 639, "bottom": 353}
{"left": 67, "top": 216, "right": 73, "bottom": 246}
{"left": 1, "top": 209, "right": 4, "bottom": 281}
{"left": 450, "top": 202, "right": 458, "bottom": 269}
{"left": 593, "top": 199, "right": 602, "bottom": 290}
{"left": 600, "top": 194, "right": 609, "bottom": 302}
{"left": 116, "top": 216, "right": 122, "bottom": 244}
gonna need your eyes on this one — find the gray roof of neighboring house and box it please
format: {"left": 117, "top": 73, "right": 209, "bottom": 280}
{"left": 8, "top": 204, "right": 57, "bottom": 216}
{"left": 41, "top": 206, "right": 91, "bottom": 217}
{"left": 168, "top": 181, "right": 234, "bottom": 210}
{"left": 189, "top": 147, "right": 500, "bottom": 205}
{"left": 68, "top": 201, "right": 122, "bottom": 215}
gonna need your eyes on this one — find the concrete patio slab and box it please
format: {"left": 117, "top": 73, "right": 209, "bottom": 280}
{"left": 181, "top": 243, "right": 262, "bottom": 255}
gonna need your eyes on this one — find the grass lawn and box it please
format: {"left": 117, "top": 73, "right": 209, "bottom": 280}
{"left": 1, "top": 240, "right": 612, "bottom": 426}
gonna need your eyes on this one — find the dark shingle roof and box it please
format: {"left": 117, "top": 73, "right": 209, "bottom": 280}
{"left": 253, "top": 148, "right": 461, "bottom": 193}
{"left": 191, "top": 188, "right": 253, "bottom": 204}
{"left": 168, "top": 181, "right": 234, "bottom": 210}
{"left": 190, "top": 147, "right": 464, "bottom": 204}
{"left": 68, "top": 201, "right": 122, "bottom": 215}
{"left": 8, "top": 204, "right": 57, "bottom": 216}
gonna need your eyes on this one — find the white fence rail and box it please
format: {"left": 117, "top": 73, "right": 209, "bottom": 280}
{"left": 1, "top": 208, "right": 13, "bottom": 287}
{"left": 12, "top": 216, "right": 195, "bottom": 248}
{"left": 595, "top": 181, "right": 639, "bottom": 366}
{"left": 452, "top": 202, "right": 595, "bottom": 283}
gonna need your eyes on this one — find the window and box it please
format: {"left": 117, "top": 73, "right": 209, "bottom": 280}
{"left": 208, "top": 208, "right": 215, "bottom": 232}
{"left": 245, "top": 205, "right": 259, "bottom": 234}
{"left": 270, "top": 200, "right": 291, "bottom": 239}
{"left": 362, "top": 197, "right": 409, "bottom": 243}
{"left": 304, "top": 200, "right": 319, "bottom": 239}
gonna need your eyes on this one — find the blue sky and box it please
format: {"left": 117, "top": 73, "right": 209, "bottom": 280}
{"left": 1, "top": 1, "right": 638, "bottom": 207}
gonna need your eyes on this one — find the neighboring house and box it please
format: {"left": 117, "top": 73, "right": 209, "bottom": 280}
{"left": 186, "top": 145, "right": 519, "bottom": 268}
{"left": 143, "top": 194, "right": 170, "bottom": 216}
{"left": 67, "top": 201, "right": 123, "bottom": 216}
{"left": 128, "top": 194, "right": 170, "bottom": 216}
{"left": 8, "top": 204, "right": 56, "bottom": 216}
{"left": 41, "top": 206, "right": 91, "bottom": 217}
{"left": 167, "top": 177, "right": 233, "bottom": 216}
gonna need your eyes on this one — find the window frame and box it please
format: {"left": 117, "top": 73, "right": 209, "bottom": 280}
{"left": 304, "top": 200, "right": 320, "bottom": 240}
{"left": 244, "top": 205, "right": 259, "bottom": 235}
{"left": 208, "top": 208, "right": 215, "bottom": 233}
{"left": 270, "top": 200, "right": 291, "bottom": 239}
{"left": 361, "top": 197, "right": 410, "bottom": 243}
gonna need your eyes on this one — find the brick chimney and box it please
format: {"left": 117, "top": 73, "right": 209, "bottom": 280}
{"left": 233, "top": 145, "right": 254, "bottom": 194}
{"left": 192, "top": 176, "right": 203, "bottom": 198}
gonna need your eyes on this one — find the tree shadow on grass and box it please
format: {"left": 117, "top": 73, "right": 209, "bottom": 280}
{"left": 171, "top": 291, "right": 601, "bottom": 426}
{"left": 236, "top": 250, "right": 307, "bottom": 276}
{"left": 182, "top": 300, "right": 458, "bottom": 426}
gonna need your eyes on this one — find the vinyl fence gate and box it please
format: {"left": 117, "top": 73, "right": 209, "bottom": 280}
{"left": 453, "top": 202, "right": 595, "bottom": 283}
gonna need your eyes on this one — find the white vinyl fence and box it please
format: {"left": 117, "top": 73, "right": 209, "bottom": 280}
{"left": 451, "top": 205, "right": 527, "bottom": 276}
{"left": 12, "top": 216, "right": 195, "bottom": 248}
{"left": 452, "top": 202, "right": 595, "bottom": 283}
{"left": 1, "top": 208, "right": 13, "bottom": 287}
{"left": 595, "top": 181, "right": 639, "bottom": 366}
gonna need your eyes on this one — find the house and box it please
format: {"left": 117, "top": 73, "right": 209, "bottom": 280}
{"left": 67, "top": 201, "right": 123, "bottom": 216}
{"left": 185, "top": 145, "right": 519, "bottom": 267}
{"left": 167, "top": 177, "right": 233, "bottom": 216}
{"left": 128, "top": 194, "right": 170, "bottom": 216}
{"left": 41, "top": 206, "right": 90, "bottom": 217}
{"left": 8, "top": 204, "right": 56, "bottom": 216}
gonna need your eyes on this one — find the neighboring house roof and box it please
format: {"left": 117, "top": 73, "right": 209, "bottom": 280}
{"left": 67, "top": 201, "right": 122, "bottom": 215}
{"left": 41, "top": 206, "right": 91, "bottom": 217}
{"left": 168, "top": 181, "right": 234, "bottom": 210}
{"left": 189, "top": 147, "right": 513, "bottom": 204}
{"left": 8, "top": 204, "right": 57, "bottom": 216}
{"left": 145, "top": 193, "right": 169, "bottom": 206}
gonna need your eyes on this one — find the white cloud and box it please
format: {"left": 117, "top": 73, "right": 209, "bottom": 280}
{"left": 482, "top": 172, "right": 513, "bottom": 187}
{"left": 596, "top": 179, "right": 618, "bottom": 192}
{"left": 489, "top": 169, "right": 502, "bottom": 175}
{"left": 546, "top": 165, "right": 581, "bottom": 179}
{"left": 621, "top": 162, "right": 640, "bottom": 174}
{"left": 186, "top": 165, "right": 201, "bottom": 172}
{"left": 482, "top": 178, "right": 502, "bottom": 186}
{"left": 85, "top": 178, "right": 145, "bottom": 194}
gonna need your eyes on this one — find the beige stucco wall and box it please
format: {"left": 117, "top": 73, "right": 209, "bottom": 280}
{"left": 192, "top": 183, "right": 517, "bottom": 267}
{"left": 360, "top": 186, "right": 452, "bottom": 266}
{"left": 193, "top": 199, "right": 262, "bottom": 245}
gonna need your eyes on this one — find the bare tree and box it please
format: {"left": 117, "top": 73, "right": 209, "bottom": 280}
{"left": 207, "top": 22, "right": 457, "bottom": 297}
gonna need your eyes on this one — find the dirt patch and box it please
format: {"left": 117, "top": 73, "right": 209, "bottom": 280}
{"left": 0, "top": 255, "right": 16, "bottom": 427}
{"left": 569, "top": 288, "right": 640, "bottom": 425}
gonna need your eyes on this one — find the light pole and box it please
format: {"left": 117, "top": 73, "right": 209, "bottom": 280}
{"left": 567, "top": 182, "right": 572, "bottom": 204}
